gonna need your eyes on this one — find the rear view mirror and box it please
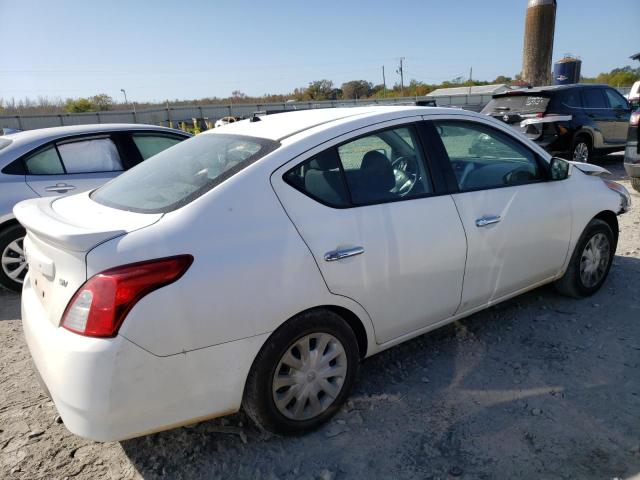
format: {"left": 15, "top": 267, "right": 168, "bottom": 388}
{"left": 550, "top": 157, "right": 571, "bottom": 181}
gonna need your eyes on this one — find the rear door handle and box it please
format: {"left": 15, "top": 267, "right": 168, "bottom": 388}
{"left": 45, "top": 183, "right": 75, "bottom": 193}
{"left": 324, "top": 246, "right": 364, "bottom": 262}
{"left": 476, "top": 215, "right": 502, "bottom": 227}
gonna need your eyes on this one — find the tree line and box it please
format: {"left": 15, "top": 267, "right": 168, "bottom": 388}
{"left": 1, "top": 66, "right": 638, "bottom": 115}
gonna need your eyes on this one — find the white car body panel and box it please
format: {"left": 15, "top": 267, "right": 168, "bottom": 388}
{"left": 17, "top": 106, "right": 626, "bottom": 441}
{"left": 271, "top": 117, "right": 467, "bottom": 343}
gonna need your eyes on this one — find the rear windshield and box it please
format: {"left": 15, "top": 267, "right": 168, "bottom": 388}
{"left": 482, "top": 95, "right": 550, "bottom": 114}
{"left": 0, "top": 138, "right": 11, "bottom": 150}
{"left": 91, "top": 133, "right": 279, "bottom": 213}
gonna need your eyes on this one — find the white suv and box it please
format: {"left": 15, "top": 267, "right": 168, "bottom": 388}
{"left": 0, "top": 124, "right": 189, "bottom": 291}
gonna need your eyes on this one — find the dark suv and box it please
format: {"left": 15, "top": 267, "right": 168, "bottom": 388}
{"left": 482, "top": 84, "right": 632, "bottom": 163}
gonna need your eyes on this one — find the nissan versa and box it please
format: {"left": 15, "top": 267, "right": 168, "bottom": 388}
{"left": 15, "top": 107, "right": 631, "bottom": 441}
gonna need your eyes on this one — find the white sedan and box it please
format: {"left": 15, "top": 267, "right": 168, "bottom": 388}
{"left": 16, "top": 106, "right": 631, "bottom": 441}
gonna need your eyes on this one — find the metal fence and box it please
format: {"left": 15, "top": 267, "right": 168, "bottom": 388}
{"left": 0, "top": 95, "right": 490, "bottom": 131}
{"left": 0, "top": 87, "right": 632, "bottom": 131}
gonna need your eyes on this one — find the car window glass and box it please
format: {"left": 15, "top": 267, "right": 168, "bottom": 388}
{"left": 132, "top": 134, "right": 183, "bottom": 160}
{"left": 284, "top": 149, "right": 350, "bottom": 207}
{"left": 92, "top": 134, "right": 278, "bottom": 213}
{"left": 336, "top": 126, "right": 432, "bottom": 205}
{"left": 24, "top": 146, "right": 65, "bottom": 175}
{"left": 550, "top": 90, "right": 581, "bottom": 109}
{"left": 604, "top": 89, "right": 628, "bottom": 109}
{"left": 583, "top": 89, "right": 607, "bottom": 109}
{"left": 434, "top": 121, "right": 542, "bottom": 191}
{"left": 57, "top": 138, "right": 123, "bottom": 174}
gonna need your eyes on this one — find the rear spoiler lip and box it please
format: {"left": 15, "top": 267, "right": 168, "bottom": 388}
{"left": 13, "top": 197, "right": 127, "bottom": 253}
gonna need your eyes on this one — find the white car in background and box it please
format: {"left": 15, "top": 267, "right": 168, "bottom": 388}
{"left": 16, "top": 106, "right": 630, "bottom": 441}
{"left": 0, "top": 124, "right": 189, "bottom": 291}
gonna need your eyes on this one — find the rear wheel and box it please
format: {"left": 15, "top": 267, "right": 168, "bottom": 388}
{"left": 0, "top": 225, "right": 27, "bottom": 292}
{"left": 631, "top": 177, "right": 640, "bottom": 193}
{"left": 554, "top": 219, "right": 615, "bottom": 298}
{"left": 243, "top": 309, "right": 360, "bottom": 434}
{"left": 572, "top": 135, "right": 592, "bottom": 163}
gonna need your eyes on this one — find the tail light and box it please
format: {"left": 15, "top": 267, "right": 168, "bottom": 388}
{"left": 61, "top": 255, "right": 193, "bottom": 338}
{"left": 630, "top": 111, "right": 640, "bottom": 127}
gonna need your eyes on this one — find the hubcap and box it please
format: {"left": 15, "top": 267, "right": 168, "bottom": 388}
{"left": 573, "top": 142, "right": 589, "bottom": 163}
{"left": 579, "top": 233, "right": 610, "bottom": 288}
{"left": 1, "top": 236, "right": 28, "bottom": 284}
{"left": 272, "top": 332, "right": 347, "bottom": 421}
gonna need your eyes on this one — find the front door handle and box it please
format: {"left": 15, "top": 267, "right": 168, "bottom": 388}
{"left": 45, "top": 183, "right": 75, "bottom": 193}
{"left": 324, "top": 246, "right": 365, "bottom": 262}
{"left": 476, "top": 215, "right": 502, "bottom": 227}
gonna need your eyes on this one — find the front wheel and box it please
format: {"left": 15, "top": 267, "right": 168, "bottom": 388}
{"left": 0, "top": 225, "right": 28, "bottom": 292}
{"left": 554, "top": 219, "right": 615, "bottom": 298}
{"left": 242, "top": 309, "right": 360, "bottom": 434}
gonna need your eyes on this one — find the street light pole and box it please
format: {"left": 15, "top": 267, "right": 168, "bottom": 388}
{"left": 120, "top": 88, "right": 128, "bottom": 105}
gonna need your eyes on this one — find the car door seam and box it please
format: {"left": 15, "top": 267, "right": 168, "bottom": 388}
{"left": 449, "top": 194, "right": 469, "bottom": 316}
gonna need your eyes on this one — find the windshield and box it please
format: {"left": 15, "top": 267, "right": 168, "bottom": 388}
{"left": 91, "top": 133, "right": 279, "bottom": 213}
{"left": 482, "top": 95, "right": 550, "bottom": 115}
{"left": 0, "top": 138, "right": 12, "bottom": 150}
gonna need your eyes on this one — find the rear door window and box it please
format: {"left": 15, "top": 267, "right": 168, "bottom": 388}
{"left": 24, "top": 146, "right": 65, "bottom": 175}
{"left": 284, "top": 150, "right": 350, "bottom": 207}
{"left": 582, "top": 89, "right": 607, "bottom": 109}
{"left": 57, "top": 138, "right": 123, "bottom": 173}
{"left": 132, "top": 134, "right": 184, "bottom": 160}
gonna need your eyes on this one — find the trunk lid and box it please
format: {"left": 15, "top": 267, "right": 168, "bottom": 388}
{"left": 481, "top": 93, "right": 551, "bottom": 125}
{"left": 14, "top": 192, "right": 162, "bottom": 326}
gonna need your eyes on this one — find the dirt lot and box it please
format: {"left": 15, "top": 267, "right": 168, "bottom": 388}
{"left": 1, "top": 162, "right": 640, "bottom": 480}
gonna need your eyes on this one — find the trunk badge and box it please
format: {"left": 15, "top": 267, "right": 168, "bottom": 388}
{"left": 59, "top": 279, "right": 68, "bottom": 287}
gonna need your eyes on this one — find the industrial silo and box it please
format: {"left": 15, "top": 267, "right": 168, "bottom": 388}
{"left": 553, "top": 56, "right": 582, "bottom": 85}
{"left": 522, "top": 0, "right": 557, "bottom": 86}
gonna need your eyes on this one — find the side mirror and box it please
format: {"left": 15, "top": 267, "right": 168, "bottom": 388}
{"left": 550, "top": 157, "right": 571, "bottom": 181}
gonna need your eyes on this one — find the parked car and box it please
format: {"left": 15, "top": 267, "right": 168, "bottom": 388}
{"left": 16, "top": 106, "right": 630, "bottom": 441}
{"left": 624, "top": 108, "right": 640, "bottom": 192}
{"left": 481, "top": 84, "right": 632, "bottom": 163}
{"left": 0, "top": 124, "right": 190, "bottom": 291}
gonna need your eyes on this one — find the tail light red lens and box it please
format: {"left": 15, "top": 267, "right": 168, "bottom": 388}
{"left": 61, "top": 255, "right": 193, "bottom": 338}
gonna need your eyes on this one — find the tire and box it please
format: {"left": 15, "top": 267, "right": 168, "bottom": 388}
{"left": 554, "top": 219, "right": 615, "bottom": 298}
{"left": 571, "top": 135, "right": 593, "bottom": 163}
{"left": 631, "top": 177, "right": 640, "bottom": 193}
{"left": 242, "top": 309, "right": 360, "bottom": 435}
{"left": 0, "top": 224, "right": 27, "bottom": 292}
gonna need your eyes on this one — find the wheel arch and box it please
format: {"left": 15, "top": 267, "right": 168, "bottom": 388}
{"left": 0, "top": 217, "right": 22, "bottom": 234}
{"left": 593, "top": 210, "right": 619, "bottom": 246}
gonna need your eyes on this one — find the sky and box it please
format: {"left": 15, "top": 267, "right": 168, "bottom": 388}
{"left": 1, "top": 0, "right": 638, "bottom": 103}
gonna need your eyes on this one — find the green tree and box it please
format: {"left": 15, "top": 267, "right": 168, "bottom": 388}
{"left": 90, "top": 94, "right": 113, "bottom": 111}
{"left": 341, "top": 80, "right": 373, "bottom": 99}
{"left": 64, "top": 97, "right": 94, "bottom": 113}
{"left": 305, "top": 80, "right": 334, "bottom": 100}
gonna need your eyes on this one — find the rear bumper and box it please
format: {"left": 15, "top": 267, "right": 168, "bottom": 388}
{"left": 22, "top": 274, "right": 269, "bottom": 441}
{"left": 624, "top": 143, "right": 640, "bottom": 178}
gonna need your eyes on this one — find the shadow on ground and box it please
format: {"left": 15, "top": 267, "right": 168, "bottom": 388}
{"left": 0, "top": 287, "right": 20, "bottom": 321}
{"left": 121, "top": 255, "right": 640, "bottom": 479}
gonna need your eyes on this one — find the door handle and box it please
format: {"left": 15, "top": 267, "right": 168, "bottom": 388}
{"left": 45, "top": 183, "right": 75, "bottom": 193}
{"left": 475, "top": 215, "right": 502, "bottom": 227}
{"left": 324, "top": 246, "right": 365, "bottom": 262}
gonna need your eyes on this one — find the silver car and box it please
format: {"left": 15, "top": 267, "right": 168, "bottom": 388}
{"left": 0, "top": 124, "right": 190, "bottom": 291}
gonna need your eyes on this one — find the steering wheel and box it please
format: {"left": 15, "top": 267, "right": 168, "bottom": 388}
{"left": 391, "top": 155, "right": 419, "bottom": 196}
{"left": 456, "top": 162, "right": 475, "bottom": 189}
{"left": 503, "top": 166, "right": 534, "bottom": 186}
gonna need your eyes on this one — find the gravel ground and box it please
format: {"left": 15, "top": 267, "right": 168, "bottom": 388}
{"left": 1, "top": 162, "right": 640, "bottom": 480}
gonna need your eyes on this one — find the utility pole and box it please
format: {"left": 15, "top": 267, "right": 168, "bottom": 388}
{"left": 382, "top": 65, "right": 387, "bottom": 98}
{"left": 396, "top": 57, "right": 405, "bottom": 97}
